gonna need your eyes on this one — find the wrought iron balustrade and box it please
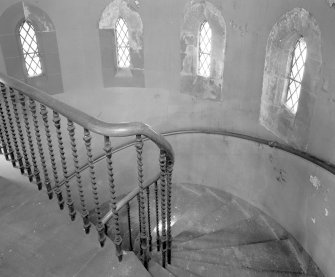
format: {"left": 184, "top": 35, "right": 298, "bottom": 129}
{"left": 0, "top": 72, "right": 174, "bottom": 268}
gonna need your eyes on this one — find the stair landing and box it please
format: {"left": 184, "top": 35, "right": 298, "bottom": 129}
{"left": 0, "top": 157, "right": 149, "bottom": 277}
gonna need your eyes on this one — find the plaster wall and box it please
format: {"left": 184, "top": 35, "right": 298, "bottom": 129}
{"left": 0, "top": 0, "right": 333, "bottom": 163}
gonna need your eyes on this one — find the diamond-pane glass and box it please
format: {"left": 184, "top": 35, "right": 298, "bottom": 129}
{"left": 19, "top": 21, "right": 42, "bottom": 77}
{"left": 198, "top": 21, "right": 212, "bottom": 78}
{"left": 115, "top": 18, "right": 130, "bottom": 68}
{"left": 285, "top": 37, "right": 307, "bottom": 114}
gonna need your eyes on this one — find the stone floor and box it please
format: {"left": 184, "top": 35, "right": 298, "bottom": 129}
{"left": 0, "top": 156, "right": 150, "bottom": 277}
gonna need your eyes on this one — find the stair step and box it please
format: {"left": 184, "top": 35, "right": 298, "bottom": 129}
{"left": 0, "top": 176, "right": 36, "bottom": 217}
{"left": 196, "top": 185, "right": 287, "bottom": 239}
{"left": 75, "top": 246, "right": 151, "bottom": 277}
{"left": 174, "top": 215, "right": 286, "bottom": 250}
{"left": 149, "top": 260, "right": 176, "bottom": 277}
{"left": 166, "top": 264, "right": 202, "bottom": 277}
{"left": 171, "top": 185, "right": 237, "bottom": 239}
{"left": 150, "top": 251, "right": 200, "bottom": 276}
{"left": 173, "top": 200, "right": 251, "bottom": 243}
{"left": 172, "top": 258, "right": 315, "bottom": 277}
{"left": 172, "top": 239, "right": 304, "bottom": 274}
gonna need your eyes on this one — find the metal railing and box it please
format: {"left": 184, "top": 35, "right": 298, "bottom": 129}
{"left": 0, "top": 72, "right": 174, "bottom": 268}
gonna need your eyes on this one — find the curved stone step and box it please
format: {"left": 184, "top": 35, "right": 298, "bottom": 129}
{"left": 172, "top": 239, "right": 304, "bottom": 274}
{"left": 171, "top": 185, "right": 238, "bottom": 239}
{"left": 171, "top": 258, "right": 316, "bottom": 277}
{"left": 174, "top": 215, "right": 287, "bottom": 250}
{"left": 173, "top": 201, "right": 252, "bottom": 243}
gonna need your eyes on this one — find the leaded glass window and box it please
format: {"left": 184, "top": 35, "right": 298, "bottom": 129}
{"left": 198, "top": 21, "right": 212, "bottom": 78}
{"left": 115, "top": 17, "right": 130, "bottom": 68}
{"left": 18, "top": 21, "right": 43, "bottom": 77}
{"left": 284, "top": 37, "right": 307, "bottom": 114}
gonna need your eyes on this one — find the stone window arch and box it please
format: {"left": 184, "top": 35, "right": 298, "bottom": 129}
{"left": 260, "top": 8, "right": 322, "bottom": 149}
{"left": 0, "top": 2, "right": 63, "bottom": 94}
{"left": 180, "top": 0, "right": 226, "bottom": 101}
{"left": 99, "top": 0, "right": 144, "bottom": 88}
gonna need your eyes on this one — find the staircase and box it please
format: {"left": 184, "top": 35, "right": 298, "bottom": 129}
{"left": 2, "top": 166, "right": 323, "bottom": 276}
{"left": 99, "top": 183, "right": 323, "bottom": 277}
{"left": 0, "top": 73, "right": 325, "bottom": 276}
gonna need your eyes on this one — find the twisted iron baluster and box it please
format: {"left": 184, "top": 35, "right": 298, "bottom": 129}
{"left": 136, "top": 134, "right": 148, "bottom": 269}
{"left": 10, "top": 88, "right": 32, "bottom": 179}
{"left": 19, "top": 93, "right": 41, "bottom": 187}
{"left": 40, "top": 105, "right": 64, "bottom": 209}
{"left": 159, "top": 150, "right": 167, "bottom": 268}
{"left": 137, "top": 193, "right": 143, "bottom": 256}
{"left": 1, "top": 84, "right": 18, "bottom": 167}
{"left": 6, "top": 87, "right": 25, "bottom": 173}
{"left": 30, "top": 99, "right": 53, "bottom": 199}
{"left": 166, "top": 158, "right": 173, "bottom": 264}
{"left": 137, "top": 194, "right": 142, "bottom": 236}
{"left": 68, "top": 120, "right": 90, "bottom": 233}
{"left": 0, "top": 84, "right": 10, "bottom": 160}
{"left": 54, "top": 112, "right": 76, "bottom": 220}
{"left": 127, "top": 202, "right": 133, "bottom": 251}
{"left": 0, "top": 107, "right": 6, "bottom": 156}
{"left": 104, "top": 136, "right": 122, "bottom": 260}
{"left": 146, "top": 186, "right": 152, "bottom": 252}
{"left": 83, "top": 129, "right": 105, "bottom": 247}
{"left": 155, "top": 181, "right": 161, "bottom": 251}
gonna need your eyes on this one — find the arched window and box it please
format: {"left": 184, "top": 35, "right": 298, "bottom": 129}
{"left": 18, "top": 20, "right": 43, "bottom": 77}
{"left": 284, "top": 37, "right": 307, "bottom": 114}
{"left": 115, "top": 17, "right": 130, "bottom": 68}
{"left": 260, "top": 8, "right": 321, "bottom": 148}
{"left": 198, "top": 21, "right": 212, "bottom": 78}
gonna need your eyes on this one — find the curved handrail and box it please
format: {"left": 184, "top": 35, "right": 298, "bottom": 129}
{"left": 65, "top": 128, "right": 335, "bottom": 183}
{"left": 0, "top": 72, "right": 174, "bottom": 163}
{"left": 86, "top": 127, "right": 335, "bottom": 226}
{"left": 161, "top": 128, "right": 335, "bottom": 175}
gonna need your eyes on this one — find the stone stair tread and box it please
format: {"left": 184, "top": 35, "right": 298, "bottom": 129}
{"left": 173, "top": 200, "right": 252, "bottom": 243}
{"left": 166, "top": 264, "right": 202, "bottom": 277}
{"left": 75, "top": 247, "right": 151, "bottom": 277}
{"left": 171, "top": 258, "right": 316, "bottom": 277}
{"left": 174, "top": 215, "right": 285, "bottom": 250}
{"left": 171, "top": 186, "right": 235, "bottom": 239}
{"left": 172, "top": 239, "right": 304, "bottom": 273}
{"left": 199, "top": 186, "right": 289, "bottom": 239}
{"left": 149, "top": 260, "right": 176, "bottom": 277}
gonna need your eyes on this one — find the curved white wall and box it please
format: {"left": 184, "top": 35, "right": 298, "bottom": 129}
{"left": 168, "top": 133, "right": 335, "bottom": 277}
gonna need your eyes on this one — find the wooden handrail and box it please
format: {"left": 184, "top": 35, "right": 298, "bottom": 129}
{"left": 0, "top": 72, "right": 174, "bottom": 163}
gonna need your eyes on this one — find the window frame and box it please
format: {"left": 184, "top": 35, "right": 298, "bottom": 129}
{"left": 17, "top": 19, "right": 44, "bottom": 78}
{"left": 197, "top": 20, "right": 212, "bottom": 78}
{"left": 114, "top": 17, "right": 131, "bottom": 69}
